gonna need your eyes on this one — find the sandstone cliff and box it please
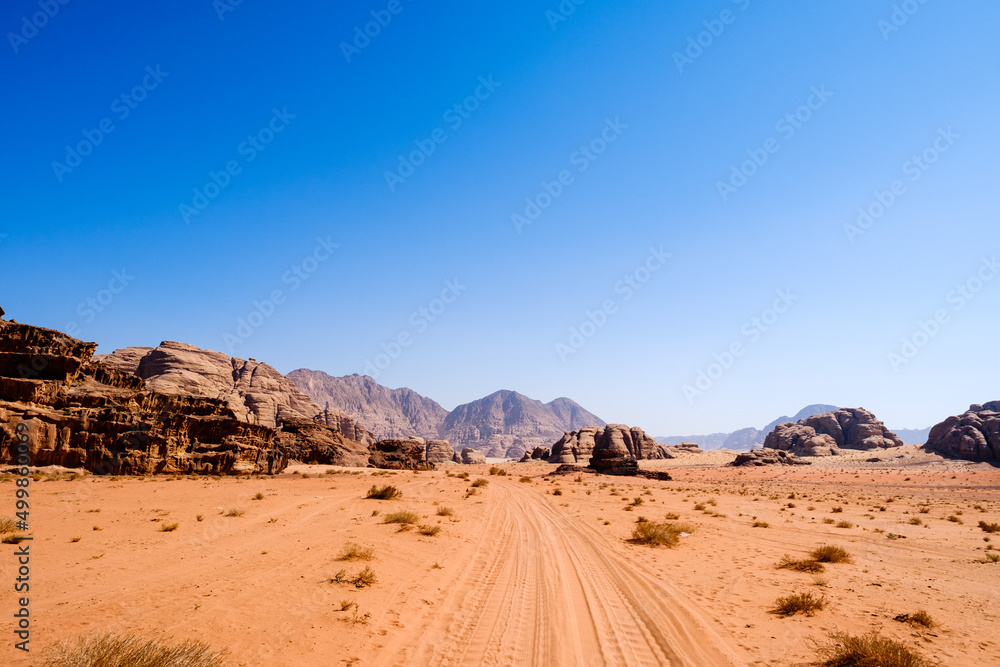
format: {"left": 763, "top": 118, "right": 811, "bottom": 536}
{"left": 924, "top": 402, "right": 1000, "bottom": 461}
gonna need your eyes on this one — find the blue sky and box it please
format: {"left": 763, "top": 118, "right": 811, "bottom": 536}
{"left": 2, "top": 0, "right": 998, "bottom": 434}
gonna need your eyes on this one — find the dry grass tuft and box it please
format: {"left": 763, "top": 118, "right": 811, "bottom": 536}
{"left": 382, "top": 511, "right": 419, "bottom": 525}
{"left": 366, "top": 485, "right": 402, "bottom": 500}
{"left": 752, "top": 521, "right": 769, "bottom": 528}
{"left": 471, "top": 478, "right": 489, "bottom": 488}
{"left": 895, "top": 610, "right": 934, "bottom": 628}
{"left": 0, "top": 517, "right": 17, "bottom": 534}
{"left": 337, "top": 542, "right": 374, "bottom": 561}
{"left": 224, "top": 508, "right": 244, "bottom": 518}
{"left": 810, "top": 545, "right": 852, "bottom": 563}
{"left": 629, "top": 521, "right": 691, "bottom": 548}
{"left": 814, "top": 631, "right": 934, "bottom": 666}
{"left": 771, "top": 591, "right": 824, "bottom": 616}
{"left": 418, "top": 524, "right": 441, "bottom": 536}
{"left": 160, "top": 523, "right": 179, "bottom": 532}
{"left": 43, "top": 632, "right": 229, "bottom": 667}
{"left": 488, "top": 466, "right": 507, "bottom": 476}
{"left": 978, "top": 520, "right": 1000, "bottom": 533}
{"left": 778, "top": 556, "right": 825, "bottom": 573}
{"left": 435, "top": 506, "right": 454, "bottom": 517}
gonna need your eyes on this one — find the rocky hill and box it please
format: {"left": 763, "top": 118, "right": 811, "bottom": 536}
{"left": 924, "top": 402, "right": 999, "bottom": 461}
{"left": 287, "top": 370, "right": 447, "bottom": 441}
{"left": 440, "top": 390, "right": 605, "bottom": 458}
{"left": 549, "top": 424, "right": 668, "bottom": 464}
{"left": 97, "top": 344, "right": 372, "bottom": 443}
{"left": 762, "top": 407, "right": 904, "bottom": 456}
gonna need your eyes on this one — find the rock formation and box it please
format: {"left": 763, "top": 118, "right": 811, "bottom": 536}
{"left": 440, "top": 390, "right": 605, "bottom": 459}
{"left": 288, "top": 370, "right": 447, "bottom": 441}
{"left": 0, "top": 321, "right": 285, "bottom": 475}
{"left": 369, "top": 439, "right": 432, "bottom": 470}
{"left": 461, "top": 447, "right": 486, "bottom": 464}
{"left": 518, "top": 446, "right": 550, "bottom": 462}
{"left": 97, "top": 344, "right": 373, "bottom": 443}
{"left": 549, "top": 424, "right": 668, "bottom": 464}
{"left": 762, "top": 408, "right": 903, "bottom": 456}
{"left": 924, "top": 402, "right": 1000, "bottom": 461}
{"left": 425, "top": 439, "right": 459, "bottom": 464}
{"left": 730, "top": 449, "right": 809, "bottom": 467}
{"left": 274, "top": 417, "right": 369, "bottom": 467}
{"left": 661, "top": 442, "right": 703, "bottom": 458}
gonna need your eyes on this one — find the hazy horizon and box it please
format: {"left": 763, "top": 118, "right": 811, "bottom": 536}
{"left": 4, "top": 1, "right": 998, "bottom": 435}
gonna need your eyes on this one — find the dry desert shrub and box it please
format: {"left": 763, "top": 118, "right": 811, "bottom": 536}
{"left": 352, "top": 566, "right": 377, "bottom": 588}
{"left": 519, "top": 476, "right": 532, "bottom": 483}
{"left": 895, "top": 610, "right": 934, "bottom": 628}
{"left": 835, "top": 520, "right": 854, "bottom": 529}
{"left": 43, "top": 632, "right": 229, "bottom": 667}
{"left": 337, "top": 542, "right": 374, "bottom": 561}
{"left": 488, "top": 466, "right": 507, "bottom": 476}
{"left": 752, "top": 521, "right": 770, "bottom": 528}
{"left": 771, "top": 591, "right": 824, "bottom": 617}
{"left": 978, "top": 520, "right": 1000, "bottom": 533}
{"left": 435, "top": 506, "right": 454, "bottom": 516}
{"left": 418, "top": 524, "right": 441, "bottom": 536}
{"left": 810, "top": 545, "right": 852, "bottom": 563}
{"left": 629, "top": 521, "right": 692, "bottom": 548}
{"left": 223, "top": 508, "right": 244, "bottom": 518}
{"left": 0, "top": 517, "right": 17, "bottom": 533}
{"left": 160, "top": 523, "right": 179, "bottom": 532}
{"left": 470, "top": 478, "right": 488, "bottom": 488}
{"left": 814, "top": 631, "right": 934, "bottom": 667}
{"left": 252, "top": 492, "right": 265, "bottom": 500}
{"left": 778, "top": 556, "right": 825, "bottom": 574}
{"left": 366, "top": 485, "right": 402, "bottom": 500}
{"left": 382, "top": 511, "right": 419, "bottom": 525}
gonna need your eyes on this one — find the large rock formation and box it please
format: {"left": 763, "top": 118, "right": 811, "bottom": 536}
{"left": 425, "top": 439, "right": 459, "bottom": 464}
{"left": 288, "top": 370, "right": 448, "bottom": 441}
{"left": 924, "top": 402, "right": 1000, "bottom": 461}
{"left": 369, "top": 439, "right": 432, "bottom": 470}
{"left": 0, "top": 321, "right": 285, "bottom": 475}
{"left": 461, "top": 447, "right": 486, "bottom": 465}
{"left": 274, "top": 417, "right": 369, "bottom": 467}
{"left": 762, "top": 407, "right": 903, "bottom": 456}
{"left": 440, "top": 391, "right": 605, "bottom": 459}
{"left": 549, "top": 424, "right": 668, "bottom": 464}
{"left": 731, "top": 449, "right": 809, "bottom": 467}
{"left": 97, "top": 344, "right": 373, "bottom": 443}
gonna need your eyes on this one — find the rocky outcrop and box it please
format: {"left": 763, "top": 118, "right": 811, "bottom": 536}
{"left": 288, "top": 370, "right": 448, "bottom": 441}
{"left": 425, "top": 439, "right": 459, "bottom": 464}
{"left": 588, "top": 448, "right": 639, "bottom": 476}
{"left": 461, "top": 447, "right": 486, "bottom": 465}
{"left": 662, "top": 442, "right": 703, "bottom": 458}
{"left": 275, "top": 417, "right": 369, "bottom": 467}
{"left": 519, "top": 446, "right": 550, "bottom": 462}
{"left": 440, "top": 390, "right": 605, "bottom": 459}
{"left": 925, "top": 402, "right": 1000, "bottom": 461}
{"left": 0, "top": 321, "right": 285, "bottom": 475}
{"left": 369, "top": 439, "right": 432, "bottom": 470}
{"left": 762, "top": 408, "right": 903, "bottom": 456}
{"left": 97, "top": 343, "right": 373, "bottom": 444}
{"left": 731, "top": 449, "right": 809, "bottom": 467}
{"left": 550, "top": 424, "right": 668, "bottom": 464}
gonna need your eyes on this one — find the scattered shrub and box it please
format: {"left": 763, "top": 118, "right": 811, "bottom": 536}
{"left": 418, "top": 524, "right": 441, "bottom": 536}
{"left": 160, "top": 523, "right": 179, "bottom": 532}
{"left": 339, "top": 600, "right": 356, "bottom": 611}
{"left": 196, "top": 514, "right": 204, "bottom": 522}
{"left": 814, "top": 631, "right": 933, "bottom": 667}
{"left": 778, "top": 556, "right": 825, "bottom": 573}
{"left": 810, "top": 545, "right": 852, "bottom": 563}
{"left": 947, "top": 515, "right": 962, "bottom": 523}
{"left": 0, "top": 517, "right": 17, "bottom": 533}
{"left": 224, "top": 508, "right": 244, "bottom": 518}
{"left": 908, "top": 517, "right": 923, "bottom": 526}
{"left": 337, "top": 542, "right": 374, "bottom": 561}
{"left": 664, "top": 512, "right": 680, "bottom": 520}
{"left": 519, "top": 476, "right": 532, "bottom": 483}
{"left": 894, "top": 610, "right": 934, "bottom": 628}
{"left": 252, "top": 492, "right": 265, "bottom": 500}
{"left": 978, "top": 521, "right": 1000, "bottom": 533}
{"left": 382, "top": 511, "right": 419, "bottom": 525}
{"left": 352, "top": 566, "right": 377, "bottom": 588}
{"left": 629, "top": 521, "right": 691, "bottom": 548}
{"left": 771, "top": 592, "right": 825, "bottom": 617}
{"left": 42, "top": 632, "right": 228, "bottom": 667}
{"left": 831, "top": 507, "right": 843, "bottom": 513}
{"left": 366, "top": 485, "right": 402, "bottom": 501}
{"left": 835, "top": 520, "right": 854, "bottom": 529}
{"left": 552, "top": 488, "right": 563, "bottom": 496}
{"left": 752, "top": 521, "right": 770, "bottom": 528}
{"left": 488, "top": 466, "right": 507, "bottom": 476}
{"left": 822, "top": 518, "right": 835, "bottom": 524}
{"left": 470, "top": 478, "right": 488, "bottom": 488}
{"left": 70, "top": 536, "right": 81, "bottom": 543}
{"left": 436, "top": 507, "right": 454, "bottom": 517}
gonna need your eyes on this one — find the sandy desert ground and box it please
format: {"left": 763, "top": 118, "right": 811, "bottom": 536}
{"left": 2, "top": 450, "right": 999, "bottom": 666}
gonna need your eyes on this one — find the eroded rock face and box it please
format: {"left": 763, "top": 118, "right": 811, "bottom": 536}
{"left": 519, "top": 446, "right": 550, "bottom": 462}
{"left": 925, "top": 402, "right": 1000, "bottom": 461}
{"left": 98, "top": 343, "right": 374, "bottom": 444}
{"left": 461, "top": 447, "right": 486, "bottom": 465}
{"left": 369, "top": 439, "right": 432, "bottom": 470}
{"left": 731, "top": 449, "right": 809, "bottom": 467}
{"left": 425, "top": 439, "right": 459, "bottom": 464}
{"left": 762, "top": 408, "right": 903, "bottom": 456}
{"left": 0, "top": 322, "right": 285, "bottom": 475}
{"left": 275, "top": 417, "right": 369, "bottom": 467}
{"left": 549, "top": 424, "right": 668, "bottom": 464}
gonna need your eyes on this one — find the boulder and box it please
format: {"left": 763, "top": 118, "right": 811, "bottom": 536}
{"left": 925, "top": 402, "right": 1000, "bottom": 461}
{"left": 762, "top": 408, "right": 902, "bottom": 456}
{"left": 369, "top": 439, "right": 432, "bottom": 471}
{"left": 461, "top": 447, "right": 486, "bottom": 465}
{"left": 519, "top": 446, "right": 550, "bottom": 462}
{"left": 425, "top": 439, "right": 459, "bottom": 465}
{"left": 731, "top": 449, "right": 809, "bottom": 467}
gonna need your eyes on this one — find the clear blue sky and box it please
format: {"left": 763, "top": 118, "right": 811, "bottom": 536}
{"left": 3, "top": 1, "right": 998, "bottom": 434}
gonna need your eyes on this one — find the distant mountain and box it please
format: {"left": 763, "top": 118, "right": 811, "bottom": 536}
{"left": 288, "top": 370, "right": 447, "bottom": 441}
{"left": 440, "top": 390, "right": 605, "bottom": 459}
{"left": 893, "top": 427, "right": 932, "bottom": 445}
{"left": 656, "top": 404, "right": 841, "bottom": 452}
